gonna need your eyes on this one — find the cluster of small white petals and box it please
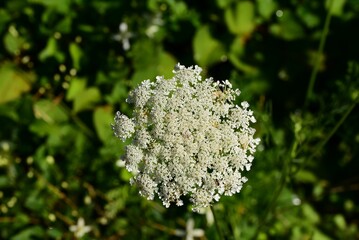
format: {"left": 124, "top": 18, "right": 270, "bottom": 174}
{"left": 112, "top": 63, "right": 260, "bottom": 211}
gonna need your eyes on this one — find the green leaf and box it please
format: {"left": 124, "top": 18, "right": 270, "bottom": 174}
{"left": 69, "top": 42, "right": 83, "bottom": 69}
{"left": 0, "top": 176, "right": 10, "bottom": 187}
{"left": 73, "top": 87, "right": 101, "bottom": 113}
{"left": 297, "top": 7, "right": 320, "bottom": 29}
{"left": 0, "top": 9, "right": 11, "bottom": 33}
{"left": 11, "top": 226, "right": 45, "bottom": 240}
{"left": 256, "top": 0, "right": 277, "bottom": 19}
{"left": 157, "top": 51, "right": 177, "bottom": 78}
{"left": 269, "top": 10, "right": 305, "bottom": 40}
{"left": 38, "top": 38, "right": 65, "bottom": 62}
{"left": 326, "top": 0, "right": 346, "bottom": 16}
{"left": 28, "top": 0, "right": 71, "bottom": 13}
{"left": 225, "top": 1, "right": 255, "bottom": 35}
{"left": 228, "top": 53, "right": 258, "bottom": 74}
{"left": 56, "top": 16, "right": 72, "bottom": 33}
{"left": 216, "top": 0, "right": 235, "bottom": 9}
{"left": 93, "top": 106, "right": 114, "bottom": 142}
{"left": 66, "top": 77, "right": 87, "bottom": 101}
{"left": 33, "top": 99, "right": 69, "bottom": 123}
{"left": 312, "top": 230, "right": 332, "bottom": 240}
{"left": 302, "top": 203, "right": 320, "bottom": 224}
{"left": 294, "top": 170, "right": 318, "bottom": 183}
{"left": 0, "top": 64, "right": 33, "bottom": 104}
{"left": 3, "top": 31, "right": 25, "bottom": 55}
{"left": 333, "top": 214, "right": 347, "bottom": 230}
{"left": 193, "top": 25, "right": 225, "bottom": 67}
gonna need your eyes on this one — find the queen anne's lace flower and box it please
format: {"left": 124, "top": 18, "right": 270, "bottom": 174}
{"left": 112, "top": 63, "right": 260, "bottom": 211}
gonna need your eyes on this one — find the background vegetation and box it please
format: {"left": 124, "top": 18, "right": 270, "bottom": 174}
{"left": 0, "top": 0, "right": 358, "bottom": 239}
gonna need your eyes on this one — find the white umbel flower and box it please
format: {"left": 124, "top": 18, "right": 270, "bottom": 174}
{"left": 112, "top": 63, "right": 260, "bottom": 211}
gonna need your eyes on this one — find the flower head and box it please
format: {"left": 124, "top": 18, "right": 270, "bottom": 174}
{"left": 112, "top": 63, "right": 260, "bottom": 211}
{"left": 69, "top": 218, "right": 91, "bottom": 238}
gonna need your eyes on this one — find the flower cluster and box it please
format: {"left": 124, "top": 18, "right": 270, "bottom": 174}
{"left": 112, "top": 63, "right": 260, "bottom": 211}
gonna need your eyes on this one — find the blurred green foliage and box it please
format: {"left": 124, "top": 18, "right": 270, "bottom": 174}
{"left": 0, "top": 0, "right": 358, "bottom": 239}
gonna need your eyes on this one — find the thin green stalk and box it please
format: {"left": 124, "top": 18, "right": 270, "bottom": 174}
{"left": 252, "top": 153, "right": 291, "bottom": 239}
{"left": 60, "top": 102, "right": 95, "bottom": 139}
{"left": 305, "top": 0, "right": 333, "bottom": 106}
{"left": 210, "top": 205, "right": 225, "bottom": 240}
{"left": 293, "top": 101, "right": 357, "bottom": 175}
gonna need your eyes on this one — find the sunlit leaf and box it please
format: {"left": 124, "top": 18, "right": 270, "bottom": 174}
{"left": 294, "top": 170, "right": 318, "bottom": 183}
{"left": 256, "top": 0, "right": 277, "bottom": 19}
{"left": 326, "top": 0, "right": 347, "bottom": 16}
{"left": 69, "top": 42, "right": 83, "bottom": 69}
{"left": 3, "top": 31, "right": 25, "bottom": 55}
{"left": 157, "top": 51, "right": 177, "bottom": 78}
{"left": 73, "top": 87, "right": 101, "bottom": 113}
{"left": 93, "top": 105, "right": 114, "bottom": 142}
{"left": 33, "top": 99, "right": 68, "bottom": 123}
{"left": 66, "top": 77, "right": 87, "bottom": 101}
{"left": 0, "top": 64, "right": 33, "bottom": 104}
{"left": 302, "top": 203, "right": 320, "bottom": 224}
{"left": 38, "top": 38, "right": 65, "bottom": 62}
{"left": 225, "top": 1, "right": 255, "bottom": 35}
{"left": 216, "top": 0, "right": 235, "bottom": 9}
{"left": 193, "top": 25, "right": 225, "bottom": 67}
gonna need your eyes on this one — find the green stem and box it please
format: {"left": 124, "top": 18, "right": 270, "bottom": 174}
{"left": 252, "top": 152, "right": 291, "bottom": 239}
{"left": 305, "top": 0, "right": 333, "bottom": 106}
{"left": 293, "top": 101, "right": 357, "bottom": 175}
{"left": 210, "top": 205, "right": 224, "bottom": 240}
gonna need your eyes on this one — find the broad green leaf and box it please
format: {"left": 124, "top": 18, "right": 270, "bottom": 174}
{"left": 312, "top": 230, "right": 332, "bottom": 240}
{"left": 73, "top": 87, "right": 101, "bottom": 113}
{"left": 157, "top": 51, "right": 177, "bottom": 78}
{"left": 3, "top": 30, "right": 26, "bottom": 55}
{"left": 256, "top": 0, "right": 277, "bottom": 19}
{"left": 56, "top": 16, "right": 72, "bottom": 33}
{"left": 33, "top": 99, "right": 68, "bottom": 123}
{"left": 225, "top": 1, "right": 255, "bottom": 35}
{"left": 0, "top": 104, "right": 19, "bottom": 121}
{"left": 38, "top": 38, "right": 65, "bottom": 62}
{"left": 216, "top": 0, "right": 235, "bottom": 9}
{"left": 0, "top": 176, "right": 10, "bottom": 187}
{"left": 10, "top": 226, "right": 45, "bottom": 240}
{"left": 326, "top": 0, "right": 346, "bottom": 16}
{"left": 93, "top": 106, "right": 114, "bottom": 142}
{"left": 302, "top": 203, "right": 320, "bottom": 224}
{"left": 294, "top": 170, "right": 318, "bottom": 183}
{"left": 193, "top": 25, "right": 225, "bottom": 67}
{"left": 269, "top": 10, "right": 305, "bottom": 40}
{"left": 333, "top": 214, "right": 347, "bottom": 230}
{"left": 0, "top": 64, "right": 33, "bottom": 104}
{"left": 66, "top": 77, "right": 87, "bottom": 101}
{"left": 69, "top": 42, "right": 83, "bottom": 69}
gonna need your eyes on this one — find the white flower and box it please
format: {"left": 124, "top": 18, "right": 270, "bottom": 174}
{"left": 113, "top": 22, "right": 133, "bottom": 51}
{"left": 69, "top": 218, "right": 91, "bottom": 238}
{"left": 112, "top": 63, "right": 260, "bottom": 211}
{"left": 174, "top": 218, "right": 205, "bottom": 240}
{"left": 145, "top": 13, "right": 163, "bottom": 38}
